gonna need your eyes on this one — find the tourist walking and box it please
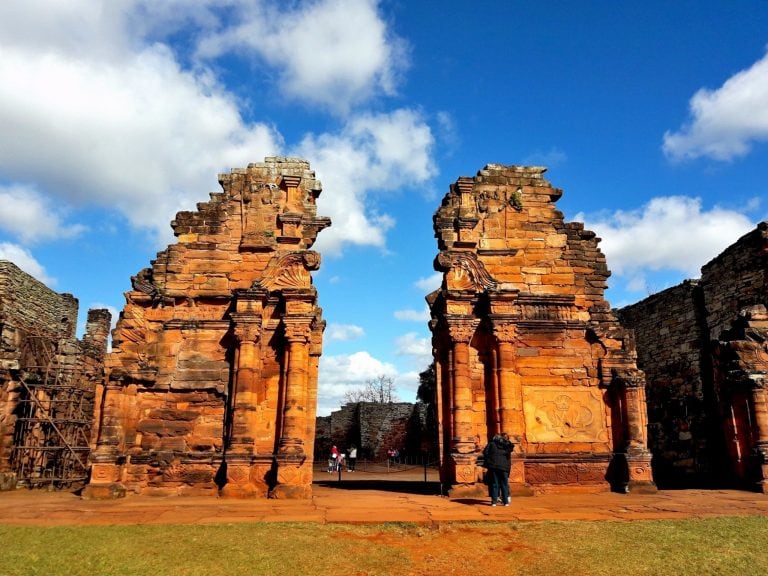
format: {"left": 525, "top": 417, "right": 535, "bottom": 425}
{"left": 348, "top": 445, "right": 357, "bottom": 471}
{"left": 328, "top": 445, "right": 339, "bottom": 473}
{"left": 483, "top": 433, "right": 514, "bottom": 506}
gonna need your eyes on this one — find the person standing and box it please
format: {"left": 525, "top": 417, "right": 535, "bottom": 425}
{"left": 348, "top": 445, "right": 357, "bottom": 471}
{"left": 483, "top": 433, "right": 514, "bottom": 506}
{"left": 329, "top": 445, "right": 339, "bottom": 472}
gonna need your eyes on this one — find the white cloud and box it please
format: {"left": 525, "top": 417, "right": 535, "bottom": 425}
{"left": 415, "top": 272, "right": 442, "bottom": 293}
{"left": 578, "top": 196, "right": 755, "bottom": 291}
{"left": 663, "top": 50, "right": 768, "bottom": 161}
{"left": 0, "top": 2, "right": 283, "bottom": 246}
{"left": 0, "top": 3, "right": 434, "bottom": 257}
{"left": 0, "top": 243, "right": 55, "bottom": 285}
{"left": 317, "top": 351, "right": 398, "bottom": 415}
{"left": 0, "top": 184, "right": 86, "bottom": 244}
{"left": 196, "top": 0, "right": 408, "bottom": 114}
{"left": 393, "top": 370, "right": 420, "bottom": 404}
{"left": 326, "top": 323, "right": 365, "bottom": 341}
{"left": 395, "top": 332, "right": 431, "bottom": 359}
{"left": 394, "top": 308, "right": 430, "bottom": 322}
{"left": 297, "top": 109, "right": 436, "bottom": 255}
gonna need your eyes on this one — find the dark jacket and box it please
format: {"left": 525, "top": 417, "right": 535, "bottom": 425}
{"left": 483, "top": 435, "right": 513, "bottom": 473}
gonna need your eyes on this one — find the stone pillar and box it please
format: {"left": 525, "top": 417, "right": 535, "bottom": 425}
{"left": 229, "top": 319, "right": 262, "bottom": 452}
{"left": 270, "top": 316, "right": 313, "bottom": 499}
{"left": 491, "top": 321, "right": 527, "bottom": 490}
{"left": 749, "top": 378, "right": 768, "bottom": 493}
{"left": 618, "top": 372, "right": 656, "bottom": 493}
{"left": 221, "top": 318, "right": 262, "bottom": 498}
{"left": 83, "top": 383, "right": 128, "bottom": 499}
{"left": 280, "top": 319, "right": 311, "bottom": 454}
{"left": 446, "top": 319, "right": 481, "bottom": 495}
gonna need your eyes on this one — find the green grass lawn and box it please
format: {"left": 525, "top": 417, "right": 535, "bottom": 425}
{"left": 1, "top": 517, "right": 766, "bottom": 576}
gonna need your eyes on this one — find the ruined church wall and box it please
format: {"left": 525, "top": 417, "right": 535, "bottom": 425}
{"left": 0, "top": 261, "right": 78, "bottom": 341}
{"left": 430, "top": 165, "right": 652, "bottom": 494}
{"left": 1, "top": 262, "right": 80, "bottom": 483}
{"left": 315, "top": 402, "right": 434, "bottom": 462}
{"left": 617, "top": 281, "right": 716, "bottom": 487}
{"left": 700, "top": 223, "right": 768, "bottom": 340}
{"left": 88, "top": 157, "right": 329, "bottom": 498}
{"left": 619, "top": 222, "right": 768, "bottom": 489}
{"left": 0, "top": 262, "right": 110, "bottom": 489}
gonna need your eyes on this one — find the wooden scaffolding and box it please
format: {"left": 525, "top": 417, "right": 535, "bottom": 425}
{"left": 8, "top": 334, "right": 93, "bottom": 488}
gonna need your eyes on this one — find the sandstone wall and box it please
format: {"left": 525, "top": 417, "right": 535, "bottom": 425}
{"left": 429, "top": 165, "right": 652, "bottom": 495}
{"left": 87, "top": 157, "right": 330, "bottom": 499}
{"left": 0, "top": 261, "right": 78, "bottom": 342}
{"left": 700, "top": 224, "right": 768, "bottom": 340}
{"left": 617, "top": 281, "right": 719, "bottom": 487}
{"left": 619, "top": 222, "right": 768, "bottom": 490}
{"left": 0, "top": 261, "right": 110, "bottom": 490}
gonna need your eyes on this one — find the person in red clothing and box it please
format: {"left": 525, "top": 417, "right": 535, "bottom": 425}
{"left": 328, "top": 445, "right": 339, "bottom": 473}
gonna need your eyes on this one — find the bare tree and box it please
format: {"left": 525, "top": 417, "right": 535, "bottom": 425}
{"left": 343, "top": 374, "right": 399, "bottom": 404}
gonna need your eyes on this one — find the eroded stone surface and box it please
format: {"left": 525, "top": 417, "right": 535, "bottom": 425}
{"left": 85, "top": 157, "right": 330, "bottom": 498}
{"left": 428, "top": 165, "right": 653, "bottom": 494}
{"left": 0, "top": 261, "right": 110, "bottom": 490}
{"left": 620, "top": 221, "right": 768, "bottom": 491}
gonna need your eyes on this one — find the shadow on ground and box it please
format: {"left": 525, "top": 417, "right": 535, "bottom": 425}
{"left": 313, "top": 479, "right": 443, "bottom": 495}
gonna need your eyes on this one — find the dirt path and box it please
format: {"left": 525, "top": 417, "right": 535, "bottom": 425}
{"left": 0, "top": 485, "right": 766, "bottom": 527}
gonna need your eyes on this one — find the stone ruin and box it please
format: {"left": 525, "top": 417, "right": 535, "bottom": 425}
{"left": 619, "top": 222, "right": 768, "bottom": 492}
{"left": 315, "top": 401, "right": 434, "bottom": 462}
{"left": 84, "top": 157, "right": 330, "bottom": 498}
{"left": 4, "top": 156, "right": 763, "bottom": 499}
{"left": 427, "top": 165, "right": 654, "bottom": 495}
{"left": 0, "top": 261, "right": 110, "bottom": 490}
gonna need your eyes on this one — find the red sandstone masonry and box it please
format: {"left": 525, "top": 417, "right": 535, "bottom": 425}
{"left": 85, "top": 157, "right": 330, "bottom": 499}
{"left": 428, "top": 165, "right": 653, "bottom": 496}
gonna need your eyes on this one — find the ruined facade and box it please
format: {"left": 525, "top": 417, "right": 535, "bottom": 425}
{"left": 0, "top": 261, "right": 110, "bottom": 490}
{"left": 619, "top": 222, "right": 768, "bottom": 492}
{"left": 85, "top": 157, "right": 330, "bottom": 498}
{"left": 428, "top": 165, "right": 653, "bottom": 495}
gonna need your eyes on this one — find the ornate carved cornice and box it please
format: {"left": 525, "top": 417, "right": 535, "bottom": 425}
{"left": 446, "top": 317, "right": 477, "bottom": 344}
{"left": 610, "top": 367, "right": 645, "bottom": 389}
{"left": 283, "top": 316, "right": 314, "bottom": 343}
{"left": 491, "top": 322, "right": 517, "bottom": 343}
{"left": 232, "top": 317, "right": 262, "bottom": 344}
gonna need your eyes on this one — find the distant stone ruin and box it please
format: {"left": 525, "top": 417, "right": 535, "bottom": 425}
{"left": 85, "top": 157, "right": 330, "bottom": 498}
{"left": 0, "top": 261, "right": 110, "bottom": 490}
{"left": 315, "top": 401, "right": 435, "bottom": 463}
{"left": 428, "top": 165, "right": 654, "bottom": 495}
{"left": 619, "top": 222, "right": 768, "bottom": 492}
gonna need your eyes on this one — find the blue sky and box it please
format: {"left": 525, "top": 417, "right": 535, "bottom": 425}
{"left": 1, "top": 1, "right": 767, "bottom": 415}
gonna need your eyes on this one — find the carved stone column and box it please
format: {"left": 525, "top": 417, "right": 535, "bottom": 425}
{"left": 446, "top": 318, "right": 481, "bottom": 495}
{"left": 615, "top": 370, "right": 656, "bottom": 493}
{"left": 749, "top": 377, "right": 768, "bottom": 493}
{"left": 229, "top": 319, "right": 262, "bottom": 452}
{"left": 220, "top": 316, "right": 265, "bottom": 497}
{"left": 82, "top": 383, "right": 128, "bottom": 499}
{"left": 280, "top": 318, "right": 312, "bottom": 454}
{"left": 270, "top": 316, "right": 313, "bottom": 499}
{"left": 491, "top": 320, "right": 527, "bottom": 489}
